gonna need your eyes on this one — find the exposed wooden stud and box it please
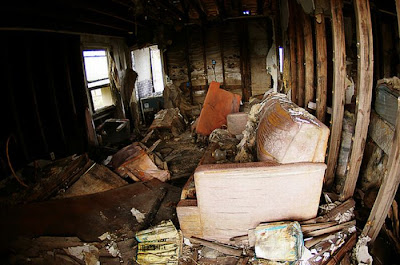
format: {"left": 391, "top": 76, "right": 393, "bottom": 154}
{"left": 288, "top": 0, "right": 297, "bottom": 104}
{"left": 296, "top": 5, "right": 305, "bottom": 107}
{"left": 202, "top": 27, "right": 209, "bottom": 86}
{"left": 325, "top": 0, "right": 346, "bottom": 188}
{"left": 219, "top": 27, "right": 226, "bottom": 85}
{"left": 340, "top": 0, "right": 374, "bottom": 201}
{"left": 396, "top": 0, "right": 400, "bottom": 36}
{"left": 303, "top": 12, "right": 314, "bottom": 110}
{"left": 257, "top": 0, "right": 264, "bottom": 15}
{"left": 239, "top": 21, "right": 251, "bottom": 101}
{"left": 185, "top": 27, "right": 193, "bottom": 103}
{"left": 363, "top": 97, "right": 400, "bottom": 243}
{"left": 315, "top": 13, "right": 328, "bottom": 122}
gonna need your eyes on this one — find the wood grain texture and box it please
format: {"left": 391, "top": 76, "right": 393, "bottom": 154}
{"left": 368, "top": 111, "right": 394, "bottom": 155}
{"left": 176, "top": 200, "right": 203, "bottom": 238}
{"left": 323, "top": 233, "right": 356, "bottom": 265}
{"left": 397, "top": 0, "right": 400, "bottom": 37}
{"left": 341, "top": 0, "right": 374, "bottom": 201}
{"left": 296, "top": 7, "right": 305, "bottom": 107}
{"left": 303, "top": 12, "right": 314, "bottom": 110}
{"left": 57, "top": 163, "right": 127, "bottom": 198}
{"left": 363, "top": 98, "right": 400, "bottom": 243}
{"left": 315, "top": 13, "right": 327, "bottom": 123}
{"left": 288, "top": 0, "right": 298, "bottom": 103}
{"left": 194, "top": 162, "right": 327, "bottom": 243}
{"left": 325, "top": 0, "right": 346, "bottom": 188}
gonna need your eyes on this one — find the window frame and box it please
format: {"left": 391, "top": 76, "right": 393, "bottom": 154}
{"left": 82, "top": 46, "right": 114, "bottom": 114}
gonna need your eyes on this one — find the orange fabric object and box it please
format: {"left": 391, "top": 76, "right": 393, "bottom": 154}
{"left": 196, "top": 81, "right": 241, "bottom": 135}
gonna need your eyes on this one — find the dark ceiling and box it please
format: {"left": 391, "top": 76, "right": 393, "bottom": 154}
{"left": 0, "top": 0, "right": 276, "bottom": 37}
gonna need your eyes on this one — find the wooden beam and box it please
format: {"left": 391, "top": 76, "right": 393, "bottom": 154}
{"left": 325, "top": 0, "right": 346, "bottom": 188}
{"left": 215, "top": 0, "right": 226, "bottom": 18}
{"left": 219, "top": 27, "right": 226, "bottom": 85}
{"left": 340, "top": 0, "right": 374, "bottom": 201}
{"left": 362, "top": 97, "right": 400, "bottom": 243}
{"left": 296, "top": 5, "right": 305, "bottom": 107}
{"left": 202, "top": 27, "right": 209, "bottom": 85}
{"left": 156, "top": 0, "right": 188, "bottom": 21}
{"left": 303, "top": 12, "right": 314, "bottom": 110}
{"left": 288, "top": 0, "right": 298, "bottom": 104}
{"left": 396, "top": 0, "right": 400, "bottom": 37}
{"left": 315, "top": 13, "right": 327, "bottom": 122}
{"left": 187, "top": 0, "right": 207, "bottom": 21}
{"left": 239, "top": 21, "right": 251, "bottom": 101}
{"left": 185, "top": 27, "right": 193, "bottom": 103}
{"left": 257, "top": 0, "right": 264, "bottom": 15}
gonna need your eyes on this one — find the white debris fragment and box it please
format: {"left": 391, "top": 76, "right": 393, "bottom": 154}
{"left": 335, "top": 207, "right": 355, "bottom": 224}
{"left": 353, "top": 236, "right": 373, "bottom": 265}
{"left": 98, "top": 232, "right": 111, "bottom": 241}
{"left": 103, "top": 155, "right": 113, "bottom": 165}
{"left": 106, "top": 241, "right": 121, "bottom": 258}
{"left": 183, "top": 237, "right": 193, "bottom": 247}
{"left": 131, "top": 208, "right": 146, "bottom": 223}
{"left": 299, "top": 246, "right": 313, "bottom": 265}
{"left": 64, "top": 244, "right": 99, "bottom": 261}
{"left": 347, "top": 226, "right": 357, "bottom": 234}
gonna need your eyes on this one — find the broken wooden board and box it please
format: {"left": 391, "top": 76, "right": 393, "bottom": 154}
{"left": 151, "top": 182, "right": 182, "bottom": 227}
{"left": 111, "top": 142, "right": 170, "bottom": 182}
{"left": 24, "top": 154, "right": 93, "bottom": 202}
{"left": 369, "top": 111, "right": 394, "bottom": 155}
{"left": 177, "top": 200, "right": 203, "bottom": 238}
{"left": 185, "top": 162, "right": 327, "bottom": 243}
{"left": 149, "top": 108, "right": 186, "bottom": 138}
{"left": 56, "top": 163, "right": 128, "bottom": 198}
{"left": 1, "top": 179, "right": 167, "bottom": 250}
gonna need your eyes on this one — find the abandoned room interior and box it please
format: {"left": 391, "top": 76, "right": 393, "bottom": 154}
{"left": 1, "top": 0, "right": 400, "bottom": 264}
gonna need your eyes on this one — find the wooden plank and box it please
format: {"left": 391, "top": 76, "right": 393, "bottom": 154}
{"left": 341, "top": 0, "right": 374, "bottom": 201}
{"left": 296, "top": 5, "right": 305, "bottom": 107}
{"left": 301, "top": 198, "right": 355, "bottom": 224}
{"left": 303, "top": 12, "right": 314, "bottom": 110}
{"left": 323, "top": 233, "right": 357, "bottom": 265}
{"left": 190, "top": 237, "right": 243, "bottom": 256}
{"left": 56, "top": 163, "right": 127, "bottom": 198}
{"left": 325, "top": 0, "right": 346, "bottom": 188}
{"left": 1, "top": 180, "right": 167, "bottom": 245}
{"left": 363, "top": 97, "right": 400, "bottom": 243}
{"left": 369, "top": 111, "right": 394, "bottom": 155}
{"left": 301, "top": 222, "right": 337, "bottom": 233}
{"left": 315, "top": 13, "right": 327, "bottom": 123}
{"left": 288, "top": 0, "right": 297, "bottom": 103}
{"left": 176, "top": 200, "right": 203, "bottom": 238}
{"left": 304, "top": 220, "right": 356, "bottom": 237}
{"left": 397, "top": 0, "right": 400, "bottom": 37}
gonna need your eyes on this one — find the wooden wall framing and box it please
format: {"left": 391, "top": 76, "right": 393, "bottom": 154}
{"left": 340, "top": 0, "right": 374, "bottom": 201}
{"left": 325, "top": 0, "right": 346, "bottom": 188}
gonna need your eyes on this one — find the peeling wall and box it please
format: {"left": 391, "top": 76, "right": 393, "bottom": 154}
{"left": 165, "top": 20, "right": 274, "bottom": 100}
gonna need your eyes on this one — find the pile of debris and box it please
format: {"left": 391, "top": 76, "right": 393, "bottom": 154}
{"left": 178, "top": 195, "right": 361, "bottom": 265}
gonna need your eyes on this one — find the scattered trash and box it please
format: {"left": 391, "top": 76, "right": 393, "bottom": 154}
{"left": 135, "top": 220, "right": 182, "bottom": 265}
{"left": 149, "top": 108, "right": 186, "bottom": 139}
{"left": 111, "top": 142, "right": 170, "bottom": 182}
{"left": 353, "top": 236, "right": 373, "bottom": 265}
{"left": 253, "top": 221, "right": 303, "bottom": 261}
{"left": 131, "top": 208, "right": 146, "bottom": 223}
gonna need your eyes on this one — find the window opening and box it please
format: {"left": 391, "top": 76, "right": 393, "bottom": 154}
{"left": 83, "top": 49, "right": 113, "bottom": 111}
